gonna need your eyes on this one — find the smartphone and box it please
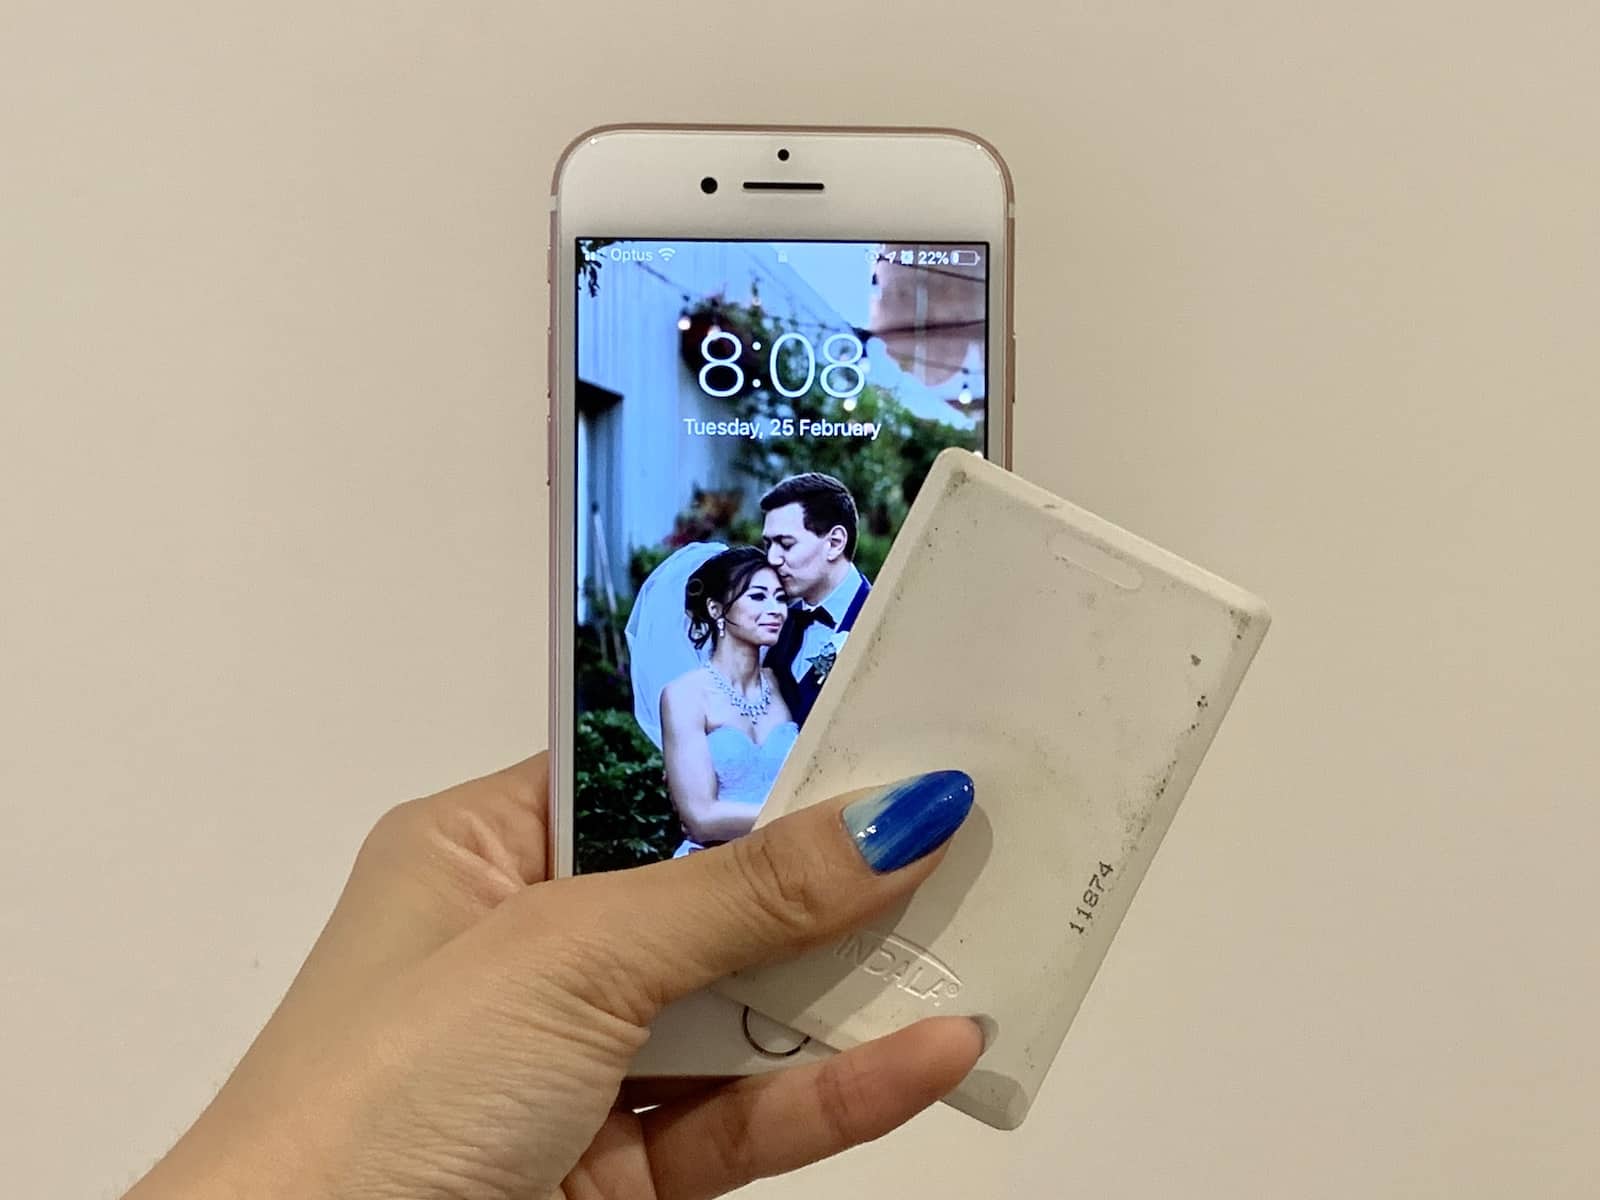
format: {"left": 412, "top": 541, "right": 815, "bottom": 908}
{"left": 547, "top": 125, "right": 1014, "bottom": 1075}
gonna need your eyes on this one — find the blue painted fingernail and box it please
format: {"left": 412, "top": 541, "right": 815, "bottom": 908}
{"left": 843, "top": 770, "right": 975, "bottom": 873}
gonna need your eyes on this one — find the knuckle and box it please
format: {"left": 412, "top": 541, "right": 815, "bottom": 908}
{"left": 513, "top": 880, "right": 664, "bottom": 1026}
{"left": 727, "top": 831, "right": 826, "bottom": 940}
{"left": 546, "top": 930, "right": 649, "bottom": 1023}
{"left": 357, "top": 799, "right": 424, "bottom": 863}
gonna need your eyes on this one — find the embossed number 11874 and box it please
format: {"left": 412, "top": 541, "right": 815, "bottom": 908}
{"left": 1069, "top": 862, "right": 1114, "bottom": 935}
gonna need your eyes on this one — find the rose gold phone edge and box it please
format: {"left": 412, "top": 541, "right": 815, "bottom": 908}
{"left": 544, "top": 124, "right": 1015, "bottom": 1073}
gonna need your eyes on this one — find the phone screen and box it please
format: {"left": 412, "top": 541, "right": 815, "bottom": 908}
{"left": 571, "top": 238, "right": 990, "bottom": 873}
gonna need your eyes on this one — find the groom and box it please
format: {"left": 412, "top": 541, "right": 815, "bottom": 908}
{"left": 760, "top": 472, "right": 871, "bottom": 726}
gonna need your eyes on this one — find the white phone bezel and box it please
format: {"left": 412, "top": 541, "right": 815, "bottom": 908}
{"left": 546, "top": 125, "right": 1014, "bottom": 1075}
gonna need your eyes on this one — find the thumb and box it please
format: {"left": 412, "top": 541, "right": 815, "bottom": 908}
{"left": 566, "top": 769, "right": 975, "bottom": 1019}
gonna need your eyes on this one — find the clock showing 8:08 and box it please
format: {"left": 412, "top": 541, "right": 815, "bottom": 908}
{"left": 696, "top": 329, "right": 867, "bottom": 401}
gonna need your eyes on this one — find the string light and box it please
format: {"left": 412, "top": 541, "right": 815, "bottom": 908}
{"left": 640, "top": 259, "right": 877, "bottom": 345}
{"left": 677, "top": 315, "right": 691, "bottom": 331}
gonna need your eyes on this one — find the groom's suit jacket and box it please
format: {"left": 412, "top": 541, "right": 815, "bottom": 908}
{"left": 767, "top": 572, "right": 871, "bottom": 727}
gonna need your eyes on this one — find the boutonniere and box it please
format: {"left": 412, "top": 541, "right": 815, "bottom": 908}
{"left": 807, "top": 631, "right": 849, "bottom": 685}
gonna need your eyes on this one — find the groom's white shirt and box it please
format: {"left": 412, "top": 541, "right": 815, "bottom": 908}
{"left": 790, "top": 563, "right": 864, "bottom": 681}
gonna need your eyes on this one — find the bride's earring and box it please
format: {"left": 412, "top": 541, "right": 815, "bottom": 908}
{"left": 716, "top": 617, "right": 726, "bottom": 634}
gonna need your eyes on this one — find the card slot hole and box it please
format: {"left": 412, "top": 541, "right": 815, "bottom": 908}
{"left": 1048, "top": 529, "right": 1143, "bottom": 590}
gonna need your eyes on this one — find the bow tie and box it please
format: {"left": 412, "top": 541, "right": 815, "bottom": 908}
{"left": 791, "top": 604, "right": 835, "bottom": 632}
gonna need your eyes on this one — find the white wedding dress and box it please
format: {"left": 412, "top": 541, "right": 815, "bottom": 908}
{"left": 671, "top": 720, "right": 800, "bottom": 858}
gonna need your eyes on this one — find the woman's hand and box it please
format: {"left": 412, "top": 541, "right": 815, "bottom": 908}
{"left": 125, "top": 754, "right": 981, "bottom": 1200}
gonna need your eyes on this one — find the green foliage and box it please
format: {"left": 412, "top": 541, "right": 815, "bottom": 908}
{"left": 574, "top": 614, "right": 631, "bottom": 715}
{"left": 853, "top": 530, "right": 895, "bottom": 588}
{"left": 573, "top": 709, "right": 678, "bottom": 872}
{"left": 574, "top": 238, "right": 619, "bottom": 298}
{"left": 630, "top": 543, "right": 674, "bottom": 593}
{"left": 629, "top": 487, "right": 750, "bottom": 590}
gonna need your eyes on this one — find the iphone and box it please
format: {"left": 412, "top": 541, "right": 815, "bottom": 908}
{"left": 547, "top": 125, "right": 1013, "bottom": 1075}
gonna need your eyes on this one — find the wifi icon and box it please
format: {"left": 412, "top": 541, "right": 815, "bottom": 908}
{"left": 657, "top": 247, "right": 677, "bottom": 262}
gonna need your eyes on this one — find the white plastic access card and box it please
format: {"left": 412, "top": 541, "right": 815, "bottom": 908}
{"left": 715, "top": 449, "right": 1271, "bottom": 1129}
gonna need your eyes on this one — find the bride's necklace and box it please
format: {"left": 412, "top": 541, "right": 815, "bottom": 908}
{"left": 706, "top": 664, "right": 771, "bottom": 719}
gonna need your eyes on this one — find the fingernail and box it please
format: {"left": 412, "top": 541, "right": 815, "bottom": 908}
{"left": 843, "top": 770, "right": 975, "bottom": 873}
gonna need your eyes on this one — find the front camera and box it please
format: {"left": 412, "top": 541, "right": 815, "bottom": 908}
{"left": 700, "top": 176, "right": 718, "bottom": 194}
{"left": 777, "top": 147, "right": 790, "bottom": 162}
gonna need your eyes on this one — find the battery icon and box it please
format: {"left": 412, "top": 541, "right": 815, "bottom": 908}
{"left": 952, "top": 249, "right": 982, "bottom": 266}
{"left": 899, "top": 249, "right": 915, "bottom": 265}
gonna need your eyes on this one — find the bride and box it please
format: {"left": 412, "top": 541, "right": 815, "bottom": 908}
{"left": 626, "top": 543, "right": 799, "bottom": 858}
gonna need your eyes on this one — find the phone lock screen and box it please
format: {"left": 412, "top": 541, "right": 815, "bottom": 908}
{"left": 572, "top": 239, "right": 989, "bottom": 873}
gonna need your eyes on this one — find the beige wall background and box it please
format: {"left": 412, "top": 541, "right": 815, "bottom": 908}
{"left": 3, "top": 2, "right": 1597, "bottom": 1196}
